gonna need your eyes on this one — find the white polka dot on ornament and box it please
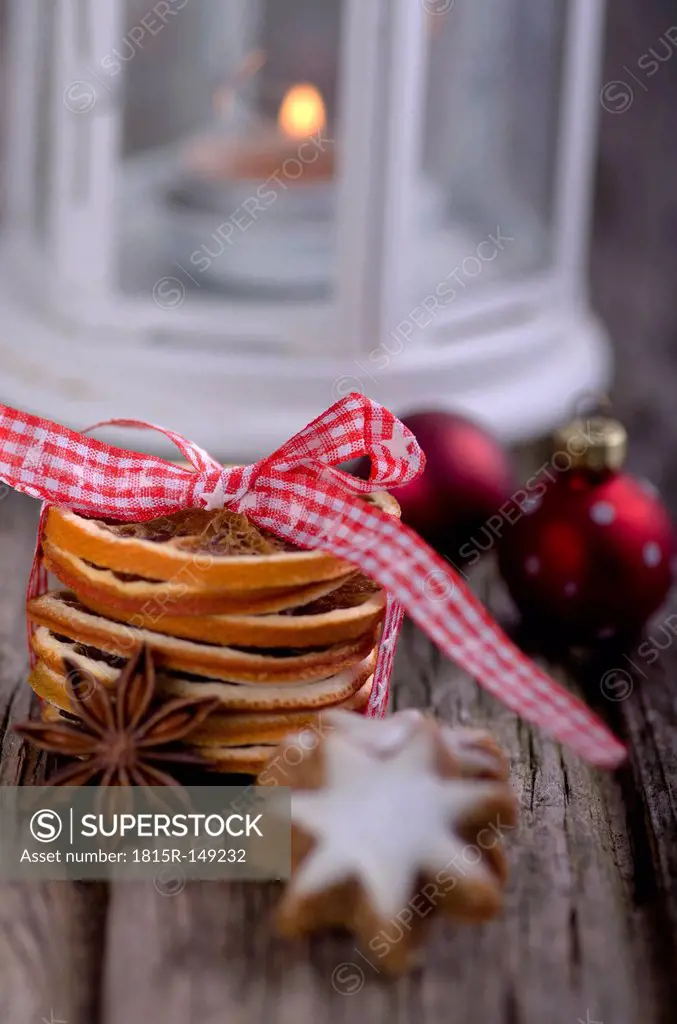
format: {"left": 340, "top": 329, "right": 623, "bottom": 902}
{"left": 643, "top": 542, "right": 662, "bottom": 568}
{"left": 590, "top": 501, "right": 616, "bottom": 526}
{"left": 521, "top": 495, "right": 542, "bottom": 515}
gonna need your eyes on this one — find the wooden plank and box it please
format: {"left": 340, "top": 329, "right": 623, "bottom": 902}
{"left": 393, "top": 595, "right": 654, "bottom": 1024}
{"left": 101, "top": 557, "right": 662, "bottom": 1024}
{"left": 572, "top": 563, "right": 677, "bottom": 1018}
{"left": 0, "top": 492, "right": 106, "bottom": 1024}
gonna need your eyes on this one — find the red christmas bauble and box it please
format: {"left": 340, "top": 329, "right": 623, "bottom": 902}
{"left": 498, "top": 417, "right": 675, "bottom": 642}
{"left": 387, "top": 411, "right": 514, "bottom": 557}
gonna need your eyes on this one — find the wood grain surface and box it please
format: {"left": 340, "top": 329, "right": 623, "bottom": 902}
{"left": 2, "top": 0, "right": 677, "bottom": 1021}
{"left": 2, "top": 495, "right": 676, "bottom": 1024}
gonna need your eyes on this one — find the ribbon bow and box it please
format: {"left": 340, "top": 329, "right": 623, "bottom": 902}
{"left": 0, "top": 394, "right": 624, "bottom": 768}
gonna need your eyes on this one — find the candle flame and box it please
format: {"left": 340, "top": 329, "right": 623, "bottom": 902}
{"left": 278, "top": 83, "right": 326, "bottom": 139}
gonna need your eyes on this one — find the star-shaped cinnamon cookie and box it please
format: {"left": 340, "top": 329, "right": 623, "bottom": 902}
{"left": 262, "top": 712, "right": 516, "bottom": 972}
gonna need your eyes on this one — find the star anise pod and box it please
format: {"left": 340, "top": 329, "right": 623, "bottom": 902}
{"left": 15, "top": 645, "right": 219, "bottom": 787}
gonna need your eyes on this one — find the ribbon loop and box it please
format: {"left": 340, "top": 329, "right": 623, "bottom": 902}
{"left": 268, "top": 394, "right": 424, "bottom": 491}
{"left": 84, "top": 418, "right": 223, "bottom": 476}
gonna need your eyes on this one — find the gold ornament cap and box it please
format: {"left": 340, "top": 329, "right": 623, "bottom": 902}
{"left": 553, "top": 414, "right": 628, "bottom": 473}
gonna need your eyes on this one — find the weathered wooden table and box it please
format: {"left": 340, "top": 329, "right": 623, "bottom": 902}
{"left": 0, "top": 454, "right": 675, "bottom": 1024}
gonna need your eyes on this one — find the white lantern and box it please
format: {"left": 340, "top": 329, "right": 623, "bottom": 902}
{"left": 0, "top": 0, "right": 610, "bottom": 459}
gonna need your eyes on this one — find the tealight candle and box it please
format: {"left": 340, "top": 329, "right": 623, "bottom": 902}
{"left": 186, "top": 83, "right": 334, "bottom": 184}
{"left": 170, "top": 83, "right": 335, "bottom": 293}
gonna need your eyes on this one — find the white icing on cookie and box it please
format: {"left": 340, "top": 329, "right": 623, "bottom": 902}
{"left": 289, "top": 728, "right": 498, "bottom": 918}
{"left": 321, "top": 708, "right": 423, "bottom": 755}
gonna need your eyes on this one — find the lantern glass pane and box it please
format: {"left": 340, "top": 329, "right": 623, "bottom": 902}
{"left": 116, "top": 0, "right": 341, "bottom": 304}
{"left": 417, "top": 0, "right": 566, "bottom": 301}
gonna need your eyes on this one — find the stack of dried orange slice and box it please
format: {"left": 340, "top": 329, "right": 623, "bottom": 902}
{"left": 27, "top": 493, "right": 398, "bottom": 774}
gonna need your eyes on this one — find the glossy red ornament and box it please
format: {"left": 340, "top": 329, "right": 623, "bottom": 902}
{"left": 386, "top": 411, "right": 514, "bottom": 557}
{"left": 498, "top": 416, "right": 675, "bottom": 642}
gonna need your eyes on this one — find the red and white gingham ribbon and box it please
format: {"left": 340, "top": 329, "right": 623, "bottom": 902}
{"left": 0, "top": 394, "right": 625, "bottom": 768}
